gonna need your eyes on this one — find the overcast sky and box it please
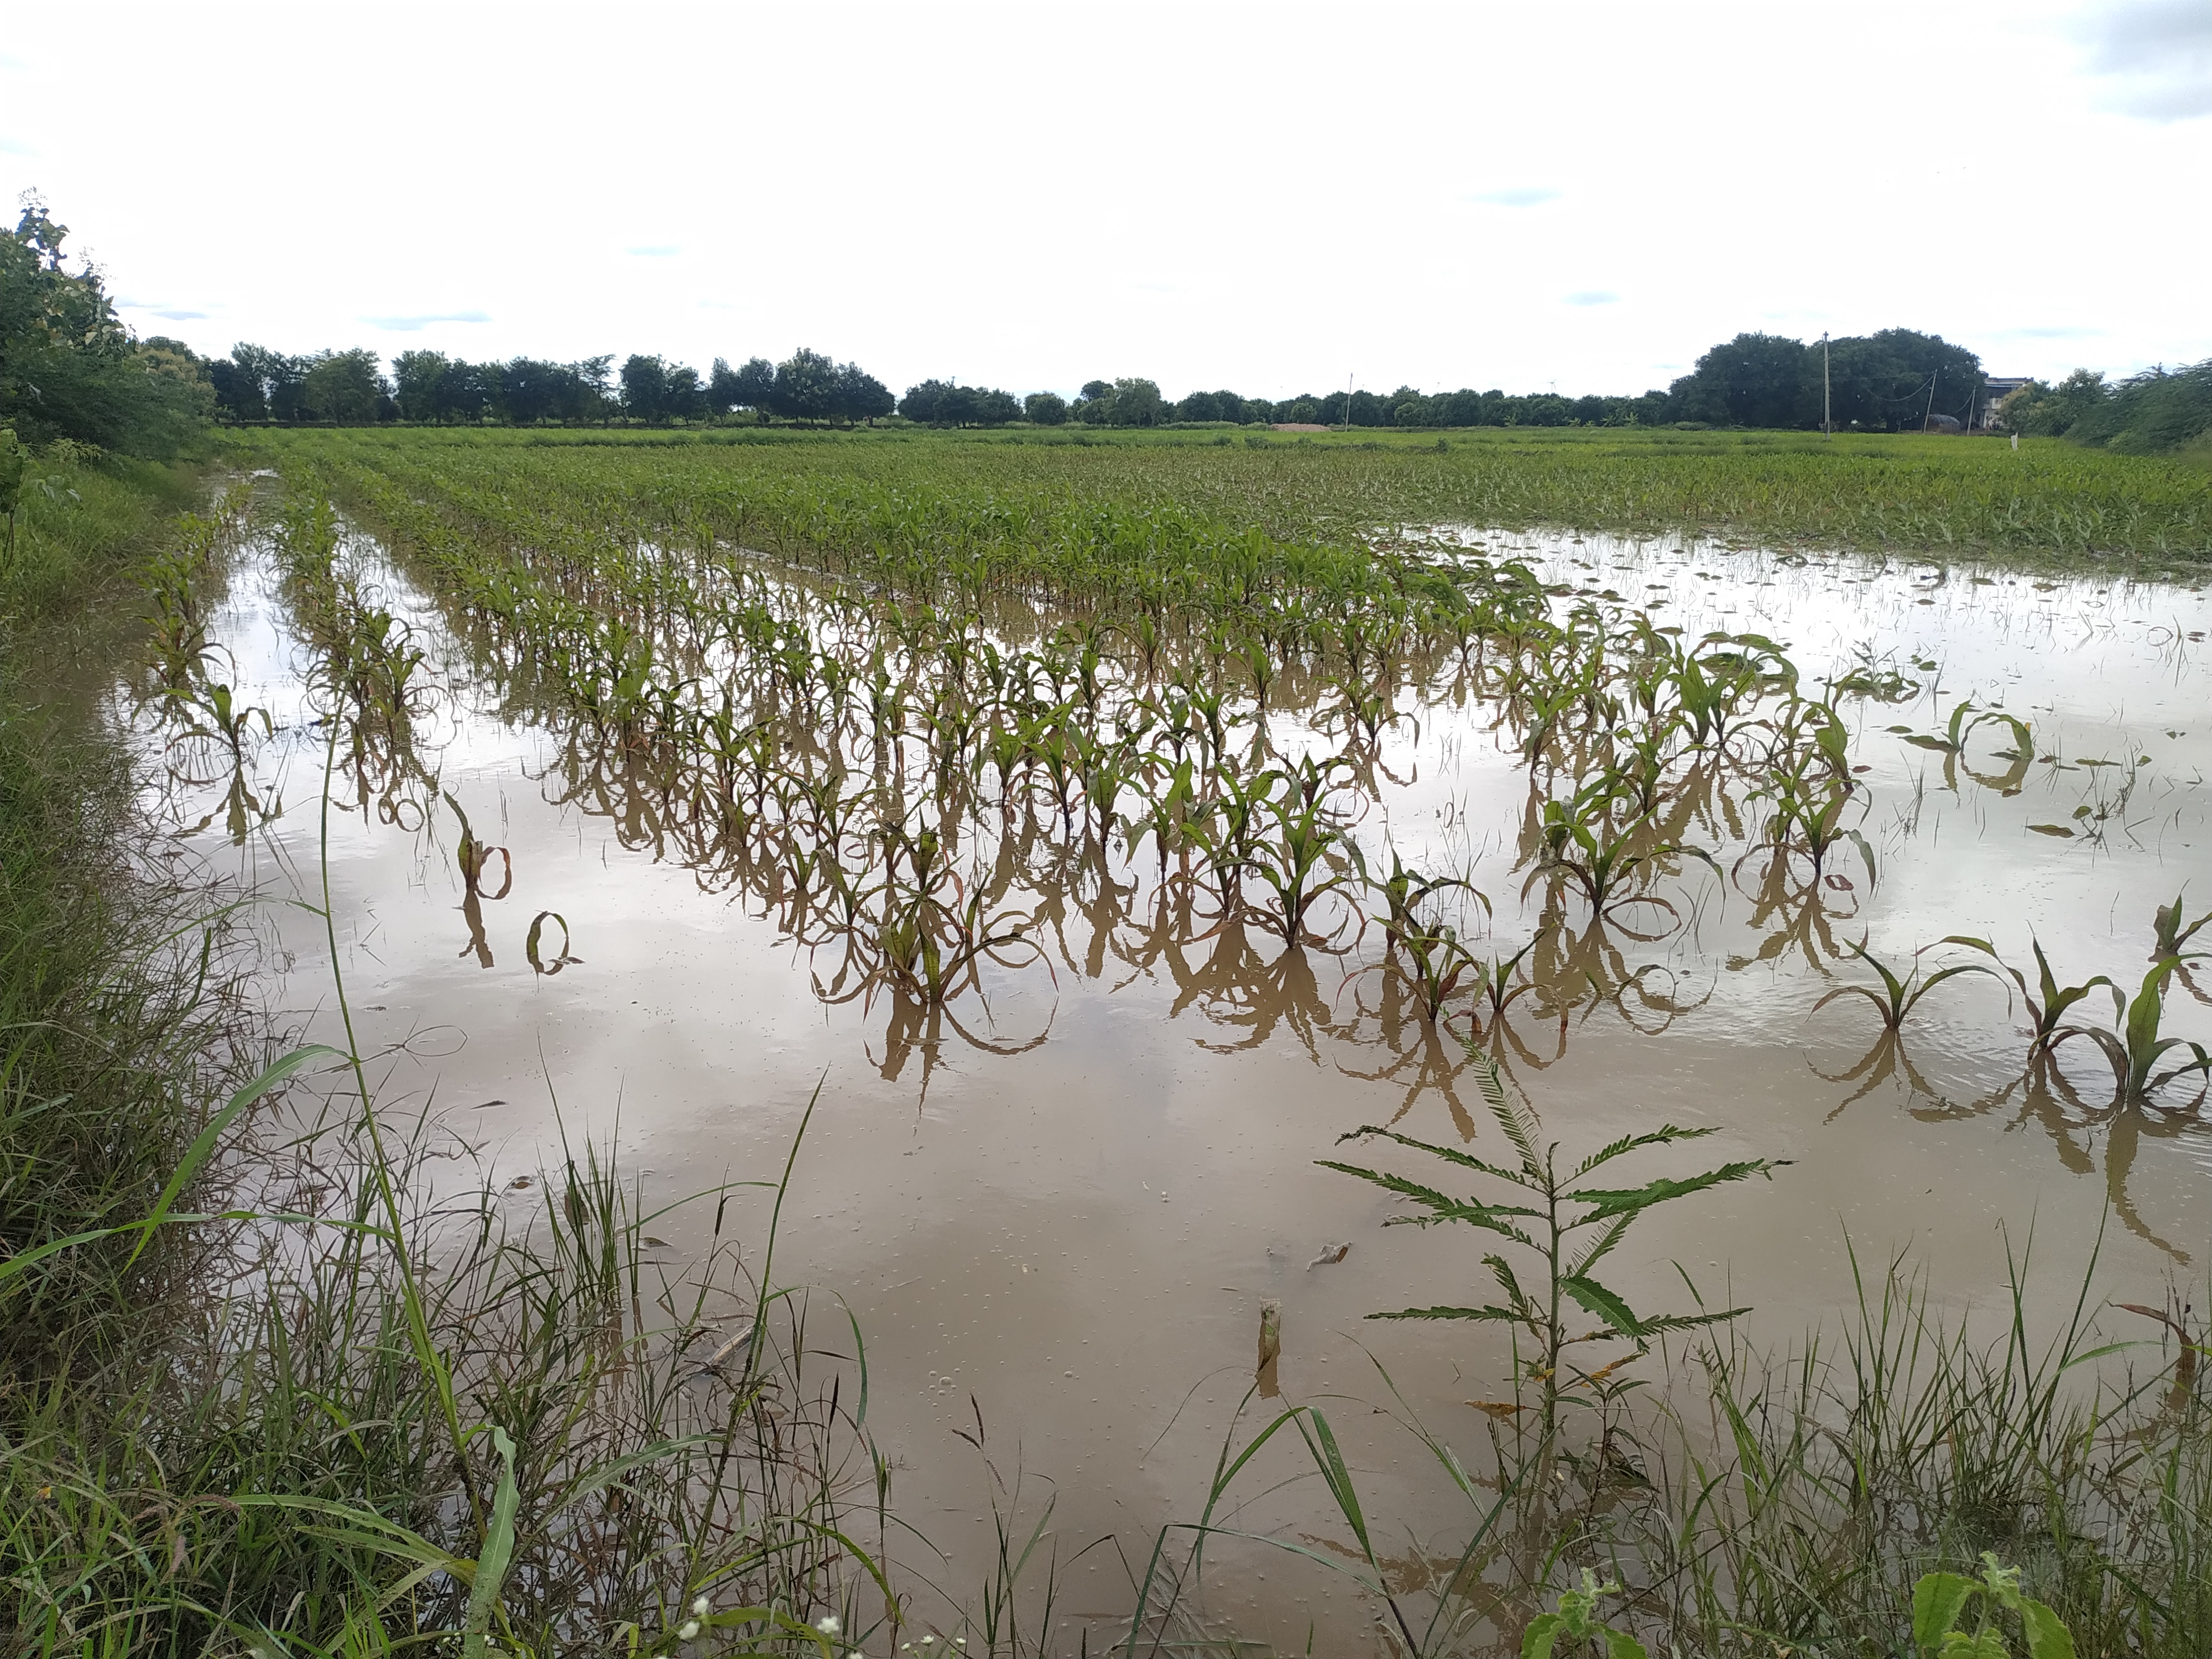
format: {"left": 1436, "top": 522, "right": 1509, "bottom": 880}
{"left": 3, "top": 2, "right": 2205, "bottom": 400}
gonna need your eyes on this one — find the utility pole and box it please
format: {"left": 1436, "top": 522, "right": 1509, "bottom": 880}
{"left": 1821, "top": 332, "right": 1832, "bottom": 438}
{"left": 1924, "top": 367, "right": 1940, "bottom": 431}
{"left": 1342, "top": 372, "right": 1353, "bottom": 433}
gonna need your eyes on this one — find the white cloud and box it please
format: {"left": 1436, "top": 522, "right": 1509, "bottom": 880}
{"left": 1564, "top": 291, "right": 1619, "bottom": 307}
{"left": 1468, "top": 187, "right": 1562, "bottom": 207}
{"left": 2075, "top": 0, "right": 2212, "bottom": 119}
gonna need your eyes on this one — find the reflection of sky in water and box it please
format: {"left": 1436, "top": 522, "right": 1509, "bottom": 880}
{"left": 146, "top": 521, "right": 2212, "bottom": 1652}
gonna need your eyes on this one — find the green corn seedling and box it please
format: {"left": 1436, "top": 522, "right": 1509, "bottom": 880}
{"left": 1942, "top": 935, "right": 2116, "bottom": 1059}
{"left": 1815, "top": 941, "right": 2005, "bottom": 1033}
{"left": 2047, "top": 957, "right": 2212, "bottom": 1105}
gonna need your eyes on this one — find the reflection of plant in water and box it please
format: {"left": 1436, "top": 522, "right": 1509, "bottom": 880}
{"left": 1322, "top": 1058, "right": 1777, "bottom": 1447}
{"left": 444, "top": 792, "right": 513, "bottom": 969}
{"left": 1728, "top": 842, "right": 1860, "bottom": 971}
{"left": 1814, "top": 1028, "right": 1952, "bottom": 1117}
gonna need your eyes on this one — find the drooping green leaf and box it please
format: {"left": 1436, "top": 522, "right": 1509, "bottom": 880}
{"left": 1520, "top": 1611, "right": 1566, "bottom": 1659}
{"left": 1912, "top": 1571, "right": 1978, "bottom": 1653}
{"left": 2018, "top": 1598, "right": 2077, "bottom": 1659}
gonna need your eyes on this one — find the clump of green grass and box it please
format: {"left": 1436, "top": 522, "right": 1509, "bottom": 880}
{"left": 0, "top": 444, "right": 245, "bottom": 1375}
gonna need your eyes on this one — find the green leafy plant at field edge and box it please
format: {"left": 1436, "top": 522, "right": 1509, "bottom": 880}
{"left": 1521, "top": 1570, "right": 1645, "bottom": 1658}
{"left": 1912, "top": 1553, "right": 2077, "bottom": 1658}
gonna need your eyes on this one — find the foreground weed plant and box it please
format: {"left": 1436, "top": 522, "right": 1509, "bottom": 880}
{"left": 1321, "top": 1059, "right": 1781, "bottom": 1443}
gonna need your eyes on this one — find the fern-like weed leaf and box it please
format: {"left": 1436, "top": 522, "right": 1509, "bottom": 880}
{"left": 1312, "top": 1160, "right": 1541, "bottom": 1238}
{"left": 1329, "top": 1125, "right": 1532, "bottom": 1188}
{"left": 1571, "top": 1159, "right": 1777, "bottom": 1222}
{"left": 1571, "top": 1123, "right": 1720, "bottom": 1178}
{"left": 1559, "top": 1275, "right": 1642, "bottom": 1338}
{"left": 1368, "top": 1304, "right": 1524, "bottom": 1323}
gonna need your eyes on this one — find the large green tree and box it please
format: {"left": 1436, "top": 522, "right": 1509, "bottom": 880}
{"left": 1824, "top": 328, "right": 1982, "bottom": 431}
{"left": 769, "top": 348, "right": 839, "bottom": 421}
{"left": 301, "top": 349, "right": 385, "bottom": 424}
{"left": 1668, "top": 332, "right": 1816, "bottom": 428}
{"left": 620, "top": 354, "right": 671, "bottom": 422}
{"left": 0, "top": 196, "right": 209, "bottom": 453}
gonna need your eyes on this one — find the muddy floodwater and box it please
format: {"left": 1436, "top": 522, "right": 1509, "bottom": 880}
{"left": 152, "top": 523, "right": 2210, "bottom": 1647}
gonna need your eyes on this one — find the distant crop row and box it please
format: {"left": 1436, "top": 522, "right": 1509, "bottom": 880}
{"left": 240, "top": 426, "right": 2212, "bottom": 566}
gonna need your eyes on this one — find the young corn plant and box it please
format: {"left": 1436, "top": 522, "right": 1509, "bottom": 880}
{"left": 1893, "top": 698, "right": 2036, "bottom": 792}
{"left": 1751, "top": 752, "right": 1874, "bottom": 888}
{"left": 1243, "top": 774, "right": 1358, "bottom": 945}
{"left": 1815, "top": 942, "right": 2005, "bottom": 1033}
{"left": 1527, "top": 784, "right": 1711, "bottom": 925}
{"left": 1461, "top": 931, "right": 1552, "bottom": 1046}
{"left": 867, "top": 820, "right": 1043, "bottom": 1008}
{"left": 165, "top": 680, "right": 272, "bottom": 771}
{"left": 1362, "top": 918, "right": 1485, "bottom": 1026}
{"left": 1320, "top": 1058, "right": 1777, "bottom": 1446}
{"left": 2151, "top": 889, "right": 2210, "bottom": 960}
{"left": 1942, "top": 935, "right": 2116, "bottom": 1060}
{"left": 2047, "top": 957, "right": 2212, "bottom": 1106}
{"left": 1356, "top": 846, "right": 1485, "bottom": 951}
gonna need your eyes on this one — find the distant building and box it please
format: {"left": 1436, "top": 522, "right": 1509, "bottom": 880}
{"left": 1977, "top": 377, "right": 2033, "bottom": 430}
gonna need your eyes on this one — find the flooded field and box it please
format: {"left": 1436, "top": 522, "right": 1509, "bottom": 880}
{"left": 143, "top": 476, "right": 2211, "bottom": 1649}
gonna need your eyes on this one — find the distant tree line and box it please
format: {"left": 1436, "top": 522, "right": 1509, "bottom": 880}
{"left": 24, "top": 187, "right": 2198, "bottom": 461}
{"left": 169, "top": 328, "right": 2212, "bottom": 457}
{"left": 183, "top": 321, "right": 2034, "bottom": 439}
{"left": 202, "top": 345, "right": 898, "bottom": 428}
{"left": 888, "top": 376, "right": 1671, "bottom": 430}
{"left": 1997, "top": 361, "right": 2212, "bottom": 455}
